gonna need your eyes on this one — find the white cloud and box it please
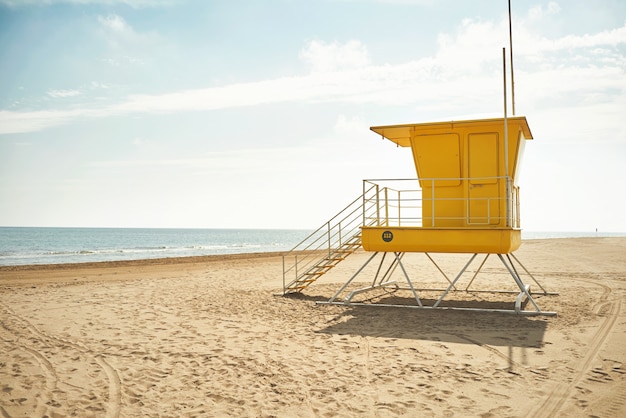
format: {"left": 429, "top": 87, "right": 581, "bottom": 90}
{"left": 47, "top": 89, "right": 81, "bottom": 98}
{"left": 300, "top": 40, "right": 371, "bottom": 73}
{"left": 96, "top": 12, "right": 161, "bottom": 54}
{"left": 333, "top": 114, "right": 367, "bottom": 136}
{"left": 91, "top": 13, "right": 162, "bottom": 75}
{"left": 435, "top": 18, "right": 505, "bottom": 74}
{"left": 0, "top": 109, "right": 86, "bottom": 134}
{"left": 85, "top": 147, "right": 317, "bottom": 174}
{"left": 132, "top": 137, "right": 149, "bottom": 146}
{"left": 2, "top": 15, "right": 625, "bottom": 138}
{"left": 524, "top": 24, "right": 626, "bottom": 52}
{"left": 98, "top": 14, "right": 130, "bottom": 33}
{"left": 528, "top": 2, "right": 561, "bottom": 20}
{"left": 90, "top": 81, "right": 110, "bottom": 90}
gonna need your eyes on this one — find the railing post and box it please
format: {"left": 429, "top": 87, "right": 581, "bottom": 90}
{"left": 294, "top": 254, "right": 298, "bottom": 283}
{"left": 361, "top": 180, "right": 369, "bottom": 226}
{"left": 431, "top": 178, "right": 435, "bottom": 227}
{"left": 376, "top": 184, "right": 380, "bottom": 226}
{"left": 419, "top": 186, "right": 423, "bottom": 227}
{"left": 397, "top": 189, "right": 401, "bottom": 226}
{"left": 338, "top": 221, "right": 342, "bottom": 247}
{"left": 384, "top": 187, "right": 389, "bottom": 227}
{"left": 362, "top": 180, "right": 367, "bottom": 227}
{"left": 327, "top": 222, "right": 331, "bottom": 258}
{"left": 515, "top": 187, "right": 521, "bottom": 228}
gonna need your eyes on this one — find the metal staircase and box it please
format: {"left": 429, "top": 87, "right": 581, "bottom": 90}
{"left": 282, "top": 182, "right": 380, "bottom": 294}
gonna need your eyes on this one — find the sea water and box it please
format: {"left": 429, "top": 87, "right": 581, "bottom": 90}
{"left": 0, "top": 227, "right": 311, "bottom": 266}
{"left": 1, "top": 227, "right": 624, "bottom": 267}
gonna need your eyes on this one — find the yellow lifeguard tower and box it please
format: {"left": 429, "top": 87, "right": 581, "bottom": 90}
{"left": 362, "top": 116, "right": 529, "bottom": 254}
{"left": 281, "top": 115, "right": 556, "bottom": 316}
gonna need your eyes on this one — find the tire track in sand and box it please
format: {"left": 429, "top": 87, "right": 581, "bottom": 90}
{"left": 0, "top": 301, "right": 56, "bottom": 417}
{"left": 0, "top": 300, "right": 122, "bottom": 418}
{"left": 95, "top": 355, "right": 122, "bottom": 418}
{"left": 530, "top": 279, "right": 621, "bottom": 417}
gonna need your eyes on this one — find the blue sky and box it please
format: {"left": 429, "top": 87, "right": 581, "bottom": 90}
{"left": 1, "top": 0, "right": 625, "bottom": 231}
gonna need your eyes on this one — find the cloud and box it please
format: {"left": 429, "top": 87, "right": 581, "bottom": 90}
{"left": 90, "top": 81, "right": 110, "bottom": 90}
{"left": 435, "top": 18, "right": 504, "bottom": 74}
{"left": 333, "top": 114, "right": 367, "bottom": 136}
{"left": 520, "top": 23, "right": 626, "bottom": 53}
{"left": 0, "top": 109, "right": 85, "bottom": 133}
{"left": 85, "top": 147, "right": 316, "bottom": 175}
{"left": 94, "top": 13, "right": 160, "bottom": 70}
{"left": 1, "top": 16, "right": 625, "bottom": 136}
{"left": 0, "top": 64, "right": 455, "bottom": 133}
{"left": 528, "top": 2, "right": 561, "bottom": 20}
{"left": 98, "top": 14, "right": 130, "bottom": 33}
{"left": 97, "top": 13, "right": 158, "bottom": 48}
{"left": 47, "top": 89, "right": 82, "bottom": 98}
{"left": 300, "top": 40, "right": 371, "bottom": 73}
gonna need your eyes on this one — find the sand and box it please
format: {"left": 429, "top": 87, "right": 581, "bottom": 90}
{"left": 0, "top": 237, "right": 624, "bottom": 417}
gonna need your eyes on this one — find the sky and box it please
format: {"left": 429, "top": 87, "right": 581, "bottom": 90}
{"left": 0, "top": 0, "right": 625, "bottom": 231}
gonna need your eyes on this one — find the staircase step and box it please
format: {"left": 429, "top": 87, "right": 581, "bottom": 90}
{"left": 282, "top": 197, "right": 365, "bottom": 294}
{"left": 295, "top": 278, "right": 317, "bottom": 284}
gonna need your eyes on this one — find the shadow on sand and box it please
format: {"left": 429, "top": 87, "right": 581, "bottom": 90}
{"left": 288, "top": 292, "right": 549, "bottom": 349}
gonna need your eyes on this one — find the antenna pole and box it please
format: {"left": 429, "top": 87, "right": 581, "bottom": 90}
{"left": 503, "top": 47, "right": 511, "bottom": 227}
{"left": 508, "top": 0, "right": 516, "bottom": 115}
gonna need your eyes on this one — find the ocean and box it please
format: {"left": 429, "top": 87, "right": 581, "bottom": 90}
{"left": 0, "top": 227, "right": 311, "bottom": 266}
{"left": 0, "top": 227, "right": 624, "bottom": 267}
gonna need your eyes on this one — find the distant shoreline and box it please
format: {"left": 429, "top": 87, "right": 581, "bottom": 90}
{"left": 2, "top": 236, "right": 624, "bottom": 271}
{"left": 0, "top": 250, "right": 287, "bottom": 272}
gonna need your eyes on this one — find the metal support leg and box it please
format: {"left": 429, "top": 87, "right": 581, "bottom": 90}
{"left": 343, "top": 252, "right": 420, "bottom": 305}
{"left": 433, "top": 254, "right": 478, "bottom": 308}
{"left": 370, "top": 252, "right": 388, "bottom": 287}
{"left": 498, "top": 254, "right": 541, "bottom": 312}
{"left": 425, "top": 252, "right": 456, "bottom": 289}
{"left": 328, "top": 252, "right": 380, "bottom": 303}
{"left": 464, "top": 254, "right": 490, "bottom": 291}
{"left": 375, "top": 252, "right": 404, "bottom": 287}
{"left": 510, "top": 253, "right": 551, "bottom": 295}
{"left": 394, "top": 252, "right": 422, "bottom": 307}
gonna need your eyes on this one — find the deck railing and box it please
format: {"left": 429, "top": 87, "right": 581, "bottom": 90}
{"left": 363, "top": 177, "right": 520, "bottom": 228}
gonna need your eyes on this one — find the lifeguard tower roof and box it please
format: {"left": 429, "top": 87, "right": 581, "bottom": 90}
{"left": 370, "top": 116, "right": 533, "bottom": 147}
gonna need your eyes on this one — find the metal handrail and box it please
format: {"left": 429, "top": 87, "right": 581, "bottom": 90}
{"left": 282, "top": 183, "right": 379, "bottom": 291}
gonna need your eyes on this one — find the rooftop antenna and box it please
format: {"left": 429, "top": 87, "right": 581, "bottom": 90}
{"left": 503, "top": 0, "right": 516, "bottom": 226}
{"left": 503, "top": 47, "right": 510, "bottom": 227}
{"left": 508, "top": 0, "right": 516, "bottom": 115}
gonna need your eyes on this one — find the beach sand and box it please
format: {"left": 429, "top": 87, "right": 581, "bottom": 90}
{"left": 1, "top": 237, "right": 624, "bottom": 417}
